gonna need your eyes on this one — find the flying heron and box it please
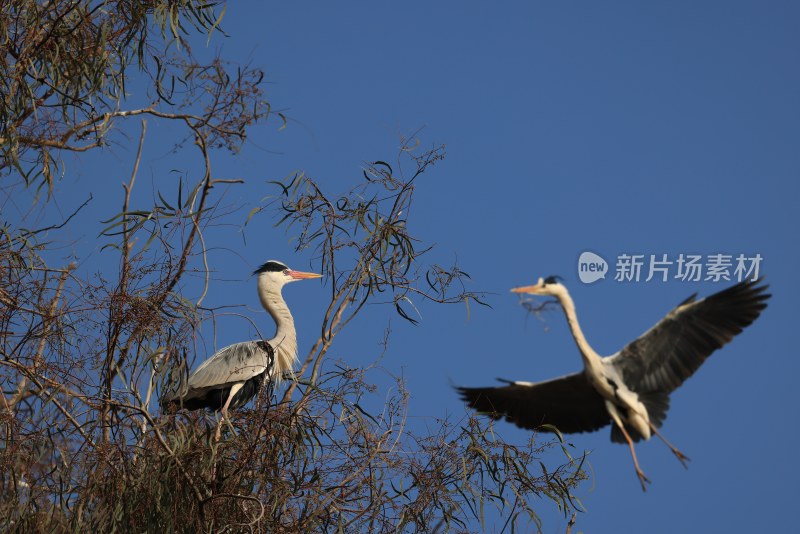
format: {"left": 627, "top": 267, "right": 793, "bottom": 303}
{"left": 456, "top": 277, "right": 770, "bottom": 490}
{"left": 163, "top": 260, "right": 321, "bottom": 438}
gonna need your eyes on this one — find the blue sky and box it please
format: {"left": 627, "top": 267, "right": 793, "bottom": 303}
{"left": 39, "top": 1, "right": 799, "bottom": 532}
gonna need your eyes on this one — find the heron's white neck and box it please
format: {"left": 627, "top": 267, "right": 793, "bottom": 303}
{"left": 258, "top": 278, "right": 298, "bottom": 377}
{"left": 553, "top": 286, "right": 604, "bottom": 371}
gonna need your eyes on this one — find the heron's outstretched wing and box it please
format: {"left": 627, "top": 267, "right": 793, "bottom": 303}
{"left": 607, "top": 278, "right": 770, "bottom": 394}
{"left": 456, "top": 372, "right": 610, "bottom": 434}
{"left": 181, "top": 340, "right": 274, "bottom": 400}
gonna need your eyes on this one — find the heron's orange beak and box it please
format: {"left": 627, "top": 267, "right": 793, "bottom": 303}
{"left": 511, "top": 285, "right": 540, "bottom": 294}
{"left": 510, "top": 277, "right": 545, "bottom": 294}
{"left": 289, "top": 270, "right": 322, "bottom": 280}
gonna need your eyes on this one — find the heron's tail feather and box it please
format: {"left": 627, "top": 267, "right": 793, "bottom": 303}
{"left": 611, "top": 391, "right": 670, "bottom": 443}
{"left": 160, "top": 394, "right": 180, "bottom": 414}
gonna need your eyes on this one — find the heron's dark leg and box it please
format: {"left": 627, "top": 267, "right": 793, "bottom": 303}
{"left": 648, "top": 421, "right": 690, "bottom": 469}
{"left": 606, "top": 403, "right": 650, "bottom": 491}
{"left": 216, "top": 383, "right": 243, "bottom": 441}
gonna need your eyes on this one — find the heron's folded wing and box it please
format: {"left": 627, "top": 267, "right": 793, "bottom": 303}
{"left": 183, "top": 340, "right": 272, "bottom": 397}
{"left": 456, "top": 372, "right": 610, "bottom": 435}
{"left": 608, "top": 279, "right": 770, "bottom": 394}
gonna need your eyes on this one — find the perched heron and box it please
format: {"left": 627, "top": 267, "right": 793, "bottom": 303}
{"left": 164, "top": 260, "right": 321, "bottom": 438}
{"left": 456, "top": 277, "right": 770, "bottom": 490}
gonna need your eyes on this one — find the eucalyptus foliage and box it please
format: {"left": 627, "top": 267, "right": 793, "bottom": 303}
{"left": 0, "top": 2, "right": 588, "bottom": 531}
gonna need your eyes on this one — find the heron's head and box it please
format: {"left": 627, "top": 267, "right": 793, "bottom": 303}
{"left": 510, "top": 275, "right": 565, "bottom": 297}
{"left": 254, "top": 260, "right": 322, "bottom": 291}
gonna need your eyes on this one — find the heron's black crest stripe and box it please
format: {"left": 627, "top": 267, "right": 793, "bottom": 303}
{"left": 544, "top": 275, "right": 563, "bottom": 285}
{"left": 254, "top": 260, "right": 288, "bottom": 275}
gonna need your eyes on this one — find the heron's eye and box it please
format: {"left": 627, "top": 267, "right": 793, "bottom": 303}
{"left": 283, "top": 269, "right": 290, "bottom": 276}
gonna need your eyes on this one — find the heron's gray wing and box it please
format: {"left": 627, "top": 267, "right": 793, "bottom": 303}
{"left": 608, "top": 279, "right": 770, "bottom": 394}
{"left": 182, "top": 340, "right": 273, "bottom": 400}
{"left": 455, "top": 372, "right": 610, "bottom": 435}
